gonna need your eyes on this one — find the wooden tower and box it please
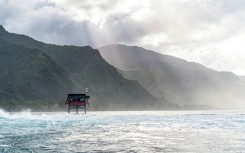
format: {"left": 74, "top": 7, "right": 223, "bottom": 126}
{"left": 66, "top": 94, "right": 90, "bottom": 114}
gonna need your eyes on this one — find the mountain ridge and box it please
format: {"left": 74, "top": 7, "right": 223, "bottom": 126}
{"left": 0, "top": 26, "right": 160, "bottom": 111}
{"left": 99, "top": 44, "right": 245, "bottom": 109}
{"left": 1, "top": 25, "right": 244, "bottom": 110}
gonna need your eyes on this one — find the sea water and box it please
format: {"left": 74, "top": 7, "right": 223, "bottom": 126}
{"left": 0, "top": 110, "right": 244, "bottom": 153}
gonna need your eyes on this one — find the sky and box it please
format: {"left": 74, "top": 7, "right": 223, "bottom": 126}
{"left": 1, "top": 0, "right": 245, "bottom": 75}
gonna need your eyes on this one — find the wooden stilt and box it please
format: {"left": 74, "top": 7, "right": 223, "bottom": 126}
{"left": 76, "top": 107, "right": 78, "bottom": 115}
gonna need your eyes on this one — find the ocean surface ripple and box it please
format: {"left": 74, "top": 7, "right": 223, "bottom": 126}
{"left": 0, "top": 110, "right": 244, "bottom": 153}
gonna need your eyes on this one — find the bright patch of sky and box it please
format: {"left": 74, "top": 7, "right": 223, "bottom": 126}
{"left": 1, "top": 0, "right": 245, "bottom": 75}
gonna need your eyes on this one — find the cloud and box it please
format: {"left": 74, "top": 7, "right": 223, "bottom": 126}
{"left": 1, "top": 0, "right": 245, "bottom": 75}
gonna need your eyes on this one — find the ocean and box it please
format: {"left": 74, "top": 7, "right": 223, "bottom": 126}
{"left": 0, "top": 110, "right": 244, "bottom": 153}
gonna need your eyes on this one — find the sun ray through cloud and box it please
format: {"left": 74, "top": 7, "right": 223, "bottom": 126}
{"left": 1, "top": 0, "right": 245, "bottom": 75}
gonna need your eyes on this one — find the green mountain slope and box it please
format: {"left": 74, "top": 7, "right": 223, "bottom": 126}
{"left": 99, "top": 44, "right": 245, "bottom": 109}
{"left": 0, "top": 39, "right": 75, "bottom": 111}
{"left": 0, "top": 26, "right": 158, "bottom": 111}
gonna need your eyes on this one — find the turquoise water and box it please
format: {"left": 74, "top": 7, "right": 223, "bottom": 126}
{"left": 0, "top": 110, "right": 244, "bottom": 153}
